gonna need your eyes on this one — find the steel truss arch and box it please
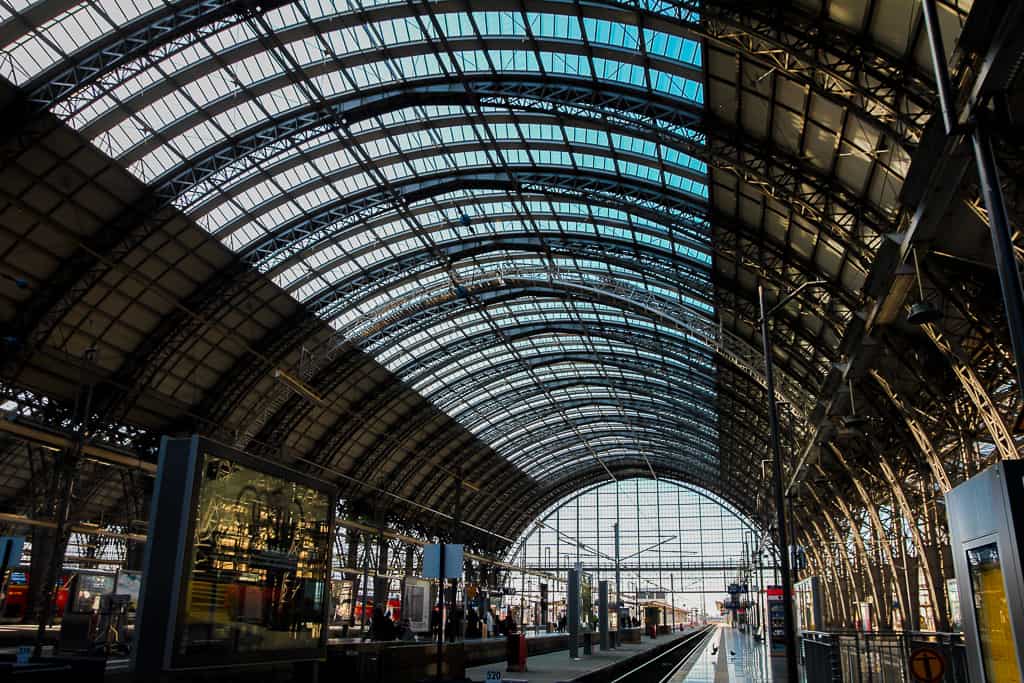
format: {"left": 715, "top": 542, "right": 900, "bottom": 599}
{"left": 300, "top": 235, "right": 715, "bottom": 318}
{"left": 345, "top": 272, "right": 814, "bottom": 417}
{"left": 313, "top": 252, "right": 842, "bottom": 381}
{"left": 290, "top": 223, "right": 852, "bottom": 332}
{"left": 19, "top": 0, "right": 934, "bottom": 153}
{"left": 179, "top": 84, "right": 891, "bottom": 272}
{"left": 274, "top": 197, "right": 802, "bottom": 303}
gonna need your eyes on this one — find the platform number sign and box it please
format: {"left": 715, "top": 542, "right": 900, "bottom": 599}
{"left": 909, "top": 647, "right": 946, "bottom": 683}
{"left": 485, "top": 671, "right": 502, "bottom": 681}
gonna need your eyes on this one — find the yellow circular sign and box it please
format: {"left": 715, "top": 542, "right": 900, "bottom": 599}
{"left": 909, "top": 647, "right": 946, "bottom": 683}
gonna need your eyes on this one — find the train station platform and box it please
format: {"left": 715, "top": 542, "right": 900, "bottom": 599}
{"left": 678, "top": 626, "right": 788, "bottom": 682}
{"left": 465, "top": 626, "right": 710, "bottom": 683}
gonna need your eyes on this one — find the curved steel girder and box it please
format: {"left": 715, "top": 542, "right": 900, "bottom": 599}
{"left": 300, "top": 233, "right": 716, "bottom": 316}
{"left": 828, "top": 444, "right": 909, "bottom": 628}
{"left": 93, "top": 34, "right": 704, "bottom": 148}
{"left": 147, "top": 75, "right": 702, "bottom": 216}
{"left": 446, "top": 374, "right": 768, "bottom": 473}
{"left": 398, "top": 325, "right": 717, "bottom": 410}
{"left": 238, "top": 280, "right": 779, "bottom": 510}
{"left": 192, "top": 187, "right": 831, "bottom": 446}
{"left": 277, "top": 201, "right": 806, "bottom": 309}
{"left": 485, "top": 408, "right": 712, "bottom": 452}
{"left": 813, "top": 475, "right": 888, "bottom": 628}
{"left": 699, "top": 2, "right": 934, "bottom": 149}
{"left": 495, "top": 420, "right": 717, "bottom": 474}
{"left": 368, "top": 354, "right": 768, "bottom": 502}
{"left": 318, "top": 317, "right": 717, "bottom": 489}
{"left": 309, "top": 238, "right": 846, "bottom": 376}
{"left": 381, "top": 376, "right": 767, "bottom": 521}
{"left": 435, "top": 378, "right": 716, "bottom": 475}
{"left": 206, "top": 138, "right": 707, "bottom": 243}
{"left": 397, "top": 318, "right": 716, "bottom": 387}
{"left": 216, "top": 161, "right": 703, "bottom": 258}
{"left": 474, "top": 392, "right": 757, "bottom": 451}
{"left": 12, "top": 6, "right": 901, "bottom": 385}
{"left": 29, "top": 0, "right": 930, "bottom": 151}
{"left": 441, "top": 374, "right": 707, "bottom": 446}
{"left": 191, "top": 103, "right": 707, "bottom": 217}
{"left": 501, "top": 431, "right": 718, "bottom": 481}
{"left": 89, "top": 70, "right": 879, "bottom": 278}
{"left": 293, "top": 221, "right": 852, "bottom": 335}
{"left": 413, "top": 349, "right": 721, "bottom": 447}
{"left": 456, "top": 382, "right": 761, "bottom": 479}
{"left": 304, "top": 214, "right": 849, "bottom": 350}
{"left": 184, "top": 81, "right": 886, "bottom": 272}
{"left": 868, "top": 369, "right": 952, "bottom": 493}
{"left": 239, "top": 166, "right": 702, "bottom": 266}
{"left": 23, "top": 0, "right": 249, "bottom": 115}
{"left": 412, "top": 341, "right": 716, "bottom": 408}
{"left": 391, "top": 321, "right": 712, "bottom": 403}
{"left": 283, "top": 194, "right": 855, "bottom": 362}
{"left": 346, "top": 275, "right": 818, "bottom": 417}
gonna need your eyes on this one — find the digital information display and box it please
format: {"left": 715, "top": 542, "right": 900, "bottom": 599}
{"left": 134, "top": 436, "right": 334, "bottom": 672}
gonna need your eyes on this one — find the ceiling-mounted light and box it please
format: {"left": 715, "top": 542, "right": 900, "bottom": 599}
{"left": 907, "top": 247, "right": 943, "bottom": 325}
{"left": 840, "top": 379, "right": 867, "bottom": 429}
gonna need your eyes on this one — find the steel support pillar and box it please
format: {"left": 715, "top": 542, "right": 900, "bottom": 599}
{"left": 759, "top": 283, "right": 799, "bottom": 683}
{"left": 922, "top": 0, "right": 1024, "bottom": 404}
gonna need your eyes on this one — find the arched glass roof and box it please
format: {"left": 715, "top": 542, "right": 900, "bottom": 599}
{"left": 0, "top": 0, "right": 972, "bottom": 512}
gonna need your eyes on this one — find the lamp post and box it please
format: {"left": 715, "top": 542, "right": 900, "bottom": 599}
{"left": 759, "top": 279, "right": 826, "bottom": 683}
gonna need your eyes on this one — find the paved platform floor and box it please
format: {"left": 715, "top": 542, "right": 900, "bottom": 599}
{"left": 671, "top": 625, "right": 726, "bottom": 682}
{"left": 465, "top": 628, "right": 701, "bottom": 683}
{"left": 678, "top": 626, "right": 789, "bottom": 682}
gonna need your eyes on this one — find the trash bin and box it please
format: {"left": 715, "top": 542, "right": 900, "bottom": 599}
{"left": 506, "top": 632, "right": 527, "bottom": 672}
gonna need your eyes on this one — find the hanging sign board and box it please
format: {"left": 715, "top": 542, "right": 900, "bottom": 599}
{"left": 0, "top": 536, "right": 25, "bottom": 567}
{"left": 422, "top": 543, "right": 464, "bottom": 579}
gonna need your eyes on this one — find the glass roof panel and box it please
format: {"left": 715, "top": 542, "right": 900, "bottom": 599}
{"left": 3, "top": 0, "right": 721, "bottom": 485}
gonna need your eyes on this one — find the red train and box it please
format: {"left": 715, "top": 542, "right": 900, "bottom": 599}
{"left": 2, "top": 570, "right": 74, "bottom": 620}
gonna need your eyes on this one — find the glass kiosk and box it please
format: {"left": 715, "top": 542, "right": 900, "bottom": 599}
{"left": 133, "top": 436, "right": 334, "bottom": 674}
{"left": 946, "top": 460, "right": 1024, "bottom": 682}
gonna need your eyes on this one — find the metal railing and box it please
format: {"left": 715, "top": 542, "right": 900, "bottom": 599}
{"left": 801, "top": 631, "right": 969, "bottom": 683}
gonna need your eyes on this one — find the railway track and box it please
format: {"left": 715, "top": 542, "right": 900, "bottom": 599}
{"left": 606, "top": 626, "right": 717, "bottom": 683}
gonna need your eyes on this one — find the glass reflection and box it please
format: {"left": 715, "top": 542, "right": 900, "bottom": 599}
{"left": 177, "top": 452, "right": 331, "bottom": 662}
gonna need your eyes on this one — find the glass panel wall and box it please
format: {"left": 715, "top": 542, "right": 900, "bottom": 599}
{"left": 507, "top": 477, "right": 771, "bottom": 624}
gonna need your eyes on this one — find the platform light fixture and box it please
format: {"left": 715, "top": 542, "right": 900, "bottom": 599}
{"left": 906, "top": 247, "right": 943, "bottom": 325}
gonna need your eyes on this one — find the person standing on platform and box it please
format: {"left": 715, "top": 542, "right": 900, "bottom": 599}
{"left": 466, "top": 607, "right": 481, "bottom": 639}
